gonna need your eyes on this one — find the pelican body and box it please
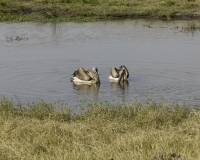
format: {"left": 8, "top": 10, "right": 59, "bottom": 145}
{"left": 71, "top": 67, "right": 100, "bottom": 84}
{"left": 108, "top": 65, "right": 129, "bottom": 83}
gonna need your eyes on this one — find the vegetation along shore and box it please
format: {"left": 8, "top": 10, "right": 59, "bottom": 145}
{"left": 1, "top": 97, "right": 200, "bottom": 159}
{"left": 1, "top": 0, "right": 200, "bottom": 22}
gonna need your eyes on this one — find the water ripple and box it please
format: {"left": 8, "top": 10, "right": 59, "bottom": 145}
{"left": 1, "top": 20, "right": 200, "bottom": 107}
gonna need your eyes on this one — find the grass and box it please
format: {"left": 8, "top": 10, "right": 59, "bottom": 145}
{"left": 0, "top": 0, "right": 200, "bottom": 22}
{"left": 1, "top": 97, "right": 200, "bottom": 159}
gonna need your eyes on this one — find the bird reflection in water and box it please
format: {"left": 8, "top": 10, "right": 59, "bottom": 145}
{"left": 110, "top": 80, "right": 129, "bottom": 91}
{"left": 110, "top": 80, "right": 129, "bottom": 100}
{"left": 118, "top": 80, "right": 129, "bottom": 90}
{"left": 72, "top": 83, "right": 100, "bottom": 101}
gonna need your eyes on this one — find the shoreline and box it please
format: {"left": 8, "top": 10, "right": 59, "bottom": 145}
{"left": 1, "top": 13, "right": 200, "bottom": 22}
{"left": 1, "top": 0, "right": 200, "bottom": 22}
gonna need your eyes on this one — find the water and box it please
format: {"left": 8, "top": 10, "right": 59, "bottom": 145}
{"left": 0, "top": 19, "right": 200, "bottom": 108}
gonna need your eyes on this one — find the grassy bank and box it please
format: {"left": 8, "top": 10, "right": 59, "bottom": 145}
{"left": 0, "top": 0, "right": 200, "bottom": 22}
{"left": 1, "top": 97, "right": 200, "bottom": 159}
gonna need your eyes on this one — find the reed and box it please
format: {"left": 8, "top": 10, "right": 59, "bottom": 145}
{"left": 182, "top": 21, "right": 200, "bottom": 30}
{"left": 1, "top": 97, "right": 200, "bottom": 159}
{"left": 0, "top": 0, "right": 200, "bottom": 22}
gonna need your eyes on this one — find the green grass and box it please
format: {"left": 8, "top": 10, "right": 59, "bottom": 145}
{"left": 0, "top": 0, "right": 200, "bottom": 22}
{"left": 1, "top": 97, "right": 200, "bottom": 159}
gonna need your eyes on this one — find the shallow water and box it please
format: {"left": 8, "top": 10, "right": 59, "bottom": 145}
{"left": 0, "top": 19, "right": 200, "bottom": 107}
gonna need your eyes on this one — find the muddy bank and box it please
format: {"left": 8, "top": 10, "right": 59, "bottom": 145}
{"left": 108, "top": 13, "right": 200, "bottom": 21}
{"left": 1, "top": 13, "right": 200, "bottom": 22}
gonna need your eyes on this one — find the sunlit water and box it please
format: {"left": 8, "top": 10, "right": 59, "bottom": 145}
{"left": 0, "top": 19, "right": 200, "bottom": 108}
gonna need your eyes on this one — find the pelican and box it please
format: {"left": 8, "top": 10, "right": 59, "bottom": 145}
{"left": 71, "top": 67, "right": 100, "bottom": 84}
{"left": 108, "top": 65, "right": 129, "bottom": 83}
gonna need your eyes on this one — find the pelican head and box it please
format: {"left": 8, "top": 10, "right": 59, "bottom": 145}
{"left": 93, "top": 67, "right": 98, "bottom": 73}
{"left": 92, "top": 67, "right": 100, "bottom": 84}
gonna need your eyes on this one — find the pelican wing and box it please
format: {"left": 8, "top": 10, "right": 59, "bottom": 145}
{"left": 123, "top": 65, "right": 129, "bottom": 79}
{"left": 74, "top": 68, "right": 91, "bottom": 81}
{"left": 110, "top": 66, "right": 119, "bottom": 78}
{"left": 117, "top": 69, "right": 125, "bottom": 83}
{"left": 119, "top": 65, "right": 129, "bottom": 79}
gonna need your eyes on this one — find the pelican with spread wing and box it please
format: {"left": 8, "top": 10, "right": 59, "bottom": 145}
{"left": 108, "top": 65, "right": 129, "bottom": 83}
{"left": 71, "top": 67, "right": 100, "bottom": 84}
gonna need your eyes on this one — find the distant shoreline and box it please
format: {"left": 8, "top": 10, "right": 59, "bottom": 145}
{"left": 1, "top": 0, "right": 200, "bottom": 22}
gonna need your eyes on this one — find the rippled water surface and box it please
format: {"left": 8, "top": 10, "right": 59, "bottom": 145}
{"left": 1, "top": 19, "right": 200, "bottom": 107}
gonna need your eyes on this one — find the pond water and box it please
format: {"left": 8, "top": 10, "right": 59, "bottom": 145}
{"left": 0, "top": 19, "right": 200, "bottom": 108}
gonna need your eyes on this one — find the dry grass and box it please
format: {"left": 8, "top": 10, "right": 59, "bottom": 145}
{"left": 0, "top": 0, "right": 200, "bottom": 21}
{"left": 1, "top": 97, "right": 200, "bottom": 159}
{"left": 182, "top": 21, "right": 200, "bottom": 30}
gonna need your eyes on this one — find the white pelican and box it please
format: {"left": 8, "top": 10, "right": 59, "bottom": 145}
{"left": 108, "top": 65, "right": 129, "bottom": 83}
{"left": 71, "top": 67, "right": 100, "bottom": 84}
